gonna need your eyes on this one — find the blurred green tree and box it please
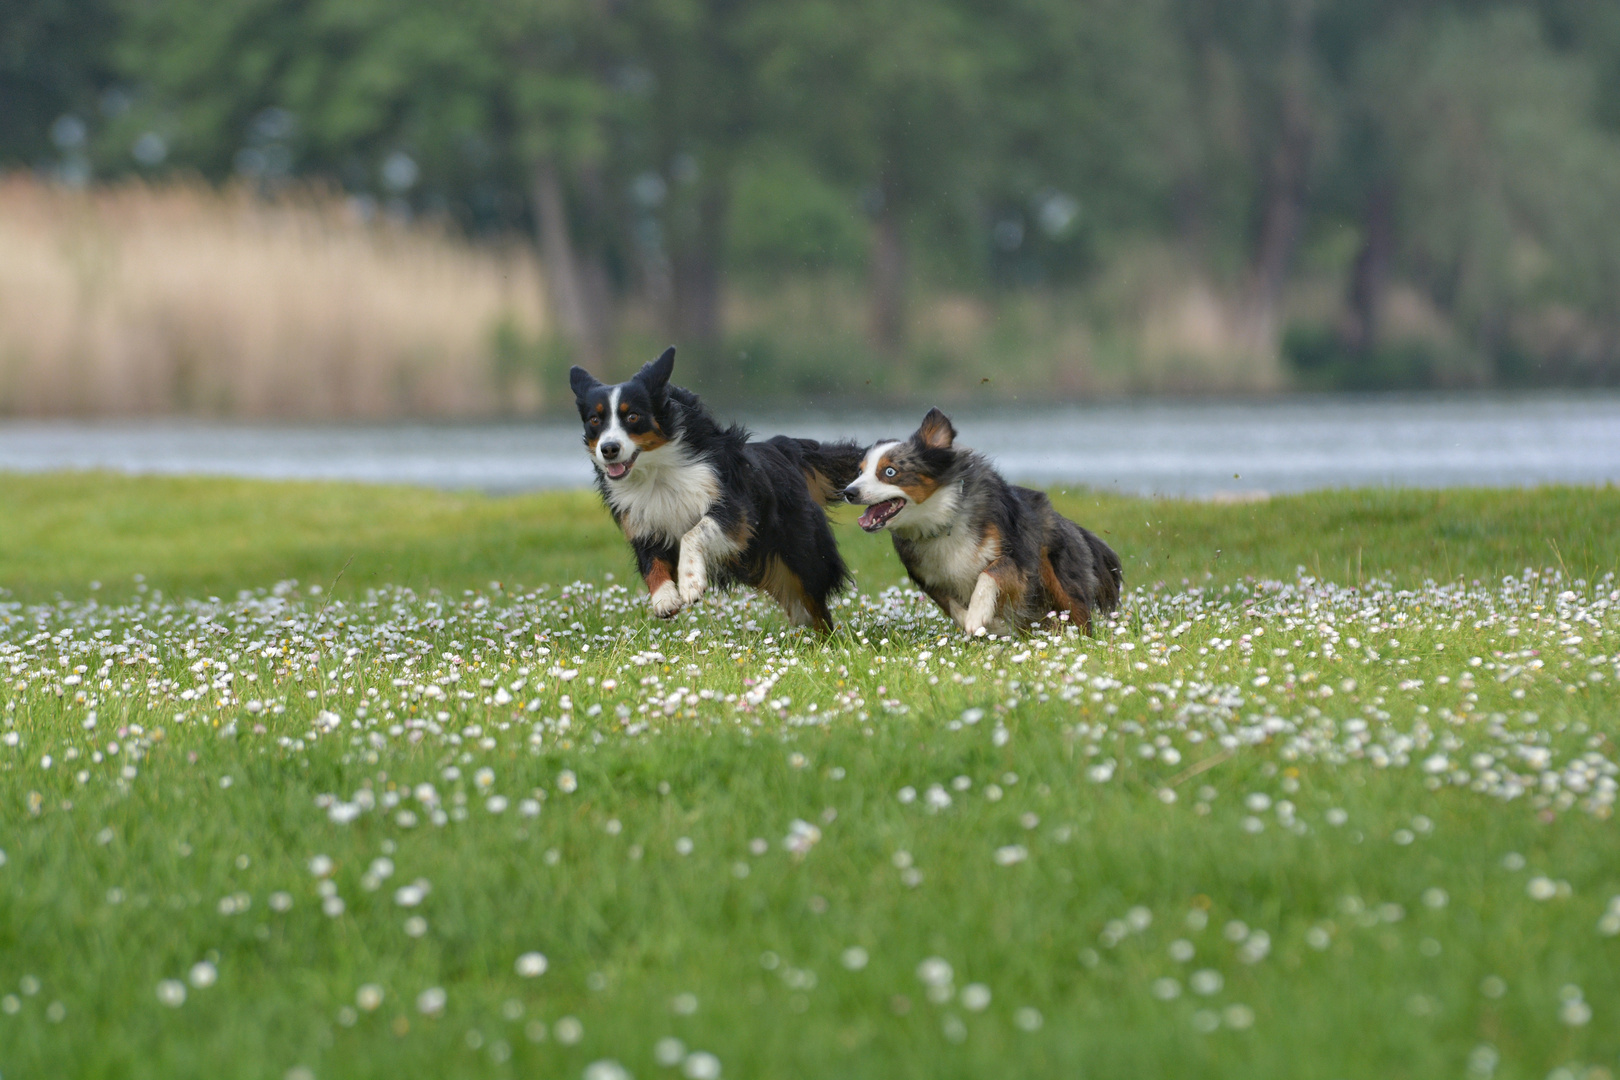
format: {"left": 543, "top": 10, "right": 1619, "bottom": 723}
{"left": 7, "top": 0, "right": 1620, "bottom": 391}
{"left": 970, "top": 0, "right": 1192, "bottom": 286}
{"left": 0, "top": 0, "right": 123, "bottom": 171}
{"left": 116, "top": 0, "right": 788, "bottom": 374}
{"left": 747, "top": 0, "right": 989, "bottom": 356}
{"left": 1358, "top": 9, "right": 1620, "bottom": 378}
{"left": 1170, "top": 0, "right": 1335, "bottom": 363}
{"left": 115, "top": 0, "right": 674, "bottom": 370}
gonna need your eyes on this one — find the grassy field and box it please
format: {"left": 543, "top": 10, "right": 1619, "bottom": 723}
{"left": 2, "top": 474, "right": 1618, "bottom": 1079}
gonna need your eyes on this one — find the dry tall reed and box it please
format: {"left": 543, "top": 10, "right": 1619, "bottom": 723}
{"left": 0, "top": 177, "right": 546, "bottom": 418}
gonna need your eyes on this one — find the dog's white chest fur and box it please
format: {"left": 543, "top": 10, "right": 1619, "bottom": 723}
{"left": 908, "top": 526, "right": 996, "bottom": 603}
{"left": 894, "top": 487, "right": 994, "bottom": 604}
{"left": 603, "top": 440, "right": 719, "bottom": 546}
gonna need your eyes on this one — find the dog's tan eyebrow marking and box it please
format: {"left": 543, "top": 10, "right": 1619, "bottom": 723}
{"left": 594, "top": 403, "right": 604, "bottom": 413}
{"left": 619, "top": 402, "right": 629, "bottom": 413}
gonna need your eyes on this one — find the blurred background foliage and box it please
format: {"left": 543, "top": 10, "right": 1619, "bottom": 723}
{"left": 5, "top": 0, "right": 1620, "bottom": 410}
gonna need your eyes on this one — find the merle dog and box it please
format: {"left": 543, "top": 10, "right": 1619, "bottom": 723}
{"left": 844, "top": 407, "right": 1122, "bottom": 635}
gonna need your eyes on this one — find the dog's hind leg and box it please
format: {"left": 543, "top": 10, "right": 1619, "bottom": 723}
{"left": 768, "top": 505, "right": 849, "bottom": 633}
{"left": 919, "top": 585, "right": 969, "bottom": 631}
{"left": 1086, "top": 528, "right": 1124, "bottom": 611}
{"left": 1045, "top": 517, "right": 1123, "bottom": 625}
{"left": 1039, "top": 550, "right": 1092, "bottom": 633}
{"left": 760, "top": 557, "right": 832, "bottom": 632}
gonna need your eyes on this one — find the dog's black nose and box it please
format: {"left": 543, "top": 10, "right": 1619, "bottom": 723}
{"left": 600, "top": 440, "right": 622, "bottom": 461}
{"left": 841, "top": 483, "right": 861, "bottom": 503}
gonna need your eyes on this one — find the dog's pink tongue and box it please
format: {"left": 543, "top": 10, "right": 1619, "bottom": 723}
{"left": 605, "top": 462, "right": 630, "bottom": 479}
{"left": 858, "top": 499, "right": 903, "bottom": 530}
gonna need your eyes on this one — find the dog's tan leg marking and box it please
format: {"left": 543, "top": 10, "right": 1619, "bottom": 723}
{"left": 760, "top": 557, "right": 832, "bottom": 632}
{"left": 1039, "top": 550, "right": 1092, "bottom": 633}
{"left": 646, "top": 558, "right": 683, "bottom": 618}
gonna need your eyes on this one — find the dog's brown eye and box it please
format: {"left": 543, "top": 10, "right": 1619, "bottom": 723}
{"left": 589, "top": 417, "right": 601, "bottom": 426}
{"left": 627, "top": 413, "right": 639, "bottom": 423}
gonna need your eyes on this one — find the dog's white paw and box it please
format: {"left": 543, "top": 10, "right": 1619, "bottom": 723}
{"left": 964, "top": 573, "right": 999, "bottom": 638}
{"left": 677, "top": 562, "right": 707, "bottom": 605}
{"left": 649, "top": 581, "right": 683, "bottom": 618}
{"left": 676, "top": 515, "right": 729, "bottom": 606}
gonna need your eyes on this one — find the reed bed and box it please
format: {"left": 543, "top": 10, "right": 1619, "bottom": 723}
{"left": 0, "top": 177, "right": 546, "bottom": 418}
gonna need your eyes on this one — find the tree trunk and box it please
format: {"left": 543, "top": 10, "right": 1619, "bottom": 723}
{"left": 868, "top": 186, "right": 907, "bottom": 357}
{"left": 1239, "top": 0, "right": 1315, "bottom": 361}
{"left": 1241, "top": 126, "right": 1311, "bottom": 358}
{"left": 575, "top": 165, "right": 618, "bottom": 368}
{"left": 1174, "top": 177, "right": 1207, "bottom": 252}
{"left": 532, "top": 158, "right": 610, "bottom": 370}
{"left": 1339, "top": 182, "right": 1394, "bottom": 355}
{"left": 671, "top": 184, "right": 728, "bottom": 354}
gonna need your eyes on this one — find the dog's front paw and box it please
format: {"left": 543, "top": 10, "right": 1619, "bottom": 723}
{"left": 678, "top": 566, "right": 707, "bottom": 605}
{"left": 649, "top": 581, "right": 684, "bottom": 618}
{"left": 964, "top": 603, "right": 995, "bottom": 637}
{"left": 964, "top": 573, "right": 999, "bottom": 638}
{"left": 677, "top": 549, "right": 708, "bottom": 604}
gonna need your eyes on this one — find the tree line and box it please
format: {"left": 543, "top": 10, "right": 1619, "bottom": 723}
{"left": 6, "top": 0, "right": 1620, "bottom": 387}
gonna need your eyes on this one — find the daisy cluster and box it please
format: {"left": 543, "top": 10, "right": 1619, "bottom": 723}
{"left": 0, "top": 566, "right": 1616, "bottom": 1075}
{"left": 6, "top": 567, "right": 1611, "bottom": 818}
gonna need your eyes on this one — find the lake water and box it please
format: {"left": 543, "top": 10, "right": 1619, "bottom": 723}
{"left": 1, "top": 394, "right": 1616, "bottom": 498}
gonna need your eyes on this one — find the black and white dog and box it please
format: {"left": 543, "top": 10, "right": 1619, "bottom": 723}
{"left": 569, "top": 347, "right": 863, "bottom": 631}
{"left": 844, "top": 408, "right": 1122, "bottom": 636}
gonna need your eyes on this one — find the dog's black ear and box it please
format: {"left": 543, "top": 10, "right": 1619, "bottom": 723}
{"left": 915, "top": 407, "right": 956, "bottom": 450}
{"left": 636, "top": 346, "right": 676, "bottom": 390}
{"left": 569, "top": 366, "right": 600, "bottom": 400}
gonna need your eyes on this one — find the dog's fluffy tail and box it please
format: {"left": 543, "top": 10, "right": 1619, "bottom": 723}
{"left": 788, "top": 438, "right": 866, "bottom": 507}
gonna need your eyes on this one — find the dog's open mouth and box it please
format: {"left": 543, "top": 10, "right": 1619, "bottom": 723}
{"left": 858, "top": 498, "right": 905, "bottom": 532}
{"left": 603, "top": 451, "right": 640, "bottom": 480}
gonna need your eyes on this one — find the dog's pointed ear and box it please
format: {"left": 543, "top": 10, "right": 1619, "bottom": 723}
{"left": 569, "top": 366, "right": 600, "bottom": 400}
{"left": 636, "top": 347, "right": 676, "bottom": 390}
{"left": 915, "top": 407, "right": 956, "bottom": 450}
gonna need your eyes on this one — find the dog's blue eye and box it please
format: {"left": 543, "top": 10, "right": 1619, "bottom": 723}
{"left": 884, "top": 467, "right": 897, "bottom": 478}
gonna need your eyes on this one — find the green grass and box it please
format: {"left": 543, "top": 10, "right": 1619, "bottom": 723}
{"left": 2, "top": 474, "right": 1618, "bottom": 1079}
{"left": 1, "top": 473, "right": 1615, "bottom": 601}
